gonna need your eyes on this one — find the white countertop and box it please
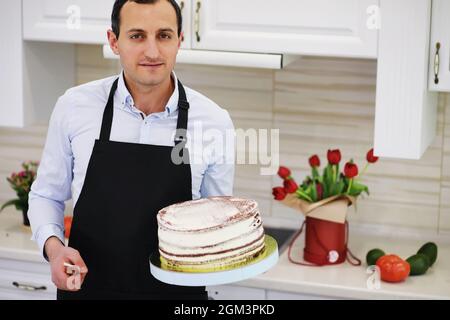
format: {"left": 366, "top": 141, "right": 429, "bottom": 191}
{"left": 1, "top": 208, "right": 450, "bottom": 299}
{"left": 0, "top": 209, "right": 44, "bottom": 263}
{"left": 239, "top": 225, "right": 450, "bottom": 300}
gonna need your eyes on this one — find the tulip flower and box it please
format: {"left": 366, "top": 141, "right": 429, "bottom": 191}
{"left": 327, "top": 149, "right": 341, "bottom": 183}
{"left": 277, "top": 166, "right": 291, "bottom": 180}
{"left": 272, "top": 187, "right": 287, "bottom": 200}
{"left": 344, "top": 161, "right": 358, "bottom": 194}
{"left": 366, "top": 148, "right": 379, "bottom": 163}
{"left": 309, "top": 155, "right": 320, "bottom": 179}
{"left": 316, "top": 182, "right": 323, "bottom": 201}
{"left": 327, "top": 149, "right": 341, "bottom": 165}
{"left": 309, "top": 155, "right": 320, "bottom": 167}
{"left": 283, "top": 179, "right": 298, "bottom": 194}
{"left": 358, "top": 148, "right": 379, "bottom": 180}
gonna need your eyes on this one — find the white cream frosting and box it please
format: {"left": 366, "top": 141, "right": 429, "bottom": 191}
{"left": 156, "top": 197, "right": 265, "bottom": 268}
{"left": 157, "top": 197, "right": 247, "bottom": 231}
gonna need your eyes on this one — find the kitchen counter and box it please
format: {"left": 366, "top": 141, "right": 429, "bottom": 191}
{"left": 239, "top": 225, "right": 450, "bottom": 300}
{"left": 1, "top": 208, "right": 450, "bottom": 300}
{"left": 0, "top": 208, "right": 44, "bottom": 263}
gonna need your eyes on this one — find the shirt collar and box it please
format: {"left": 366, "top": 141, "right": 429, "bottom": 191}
{"left": 117, "top": 70, "right": 180, "bottom": 116}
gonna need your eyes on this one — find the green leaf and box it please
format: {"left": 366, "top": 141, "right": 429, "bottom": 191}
{"left": 312, "top": 167, "right": 319, "bottom": 180}
{"left": 336, "top": 179, "right": 345, "bottom": 194}
{"left": 295, "top": 189, "right": 313, "bottom": 202}
{"left": 348, "top": 181, "right": 369, "bottom": 196}
{"left": 322, "top": 181, "right": 329, "bottom": 199}
{"left": 311, "top": 180, "right": 317, "bottom": 202}
{"left": 0, "top": 199, "right": 21, "bottom": 213}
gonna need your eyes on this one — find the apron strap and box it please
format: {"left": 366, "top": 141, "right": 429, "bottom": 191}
{"left": 99, "top": 77, "right": 190, "bottom": 145}
{"left": 99, "top": 78, "right": 119, "bottom": 142}
{"left": 174, "top": 79, "right": 190, "bottom": 146}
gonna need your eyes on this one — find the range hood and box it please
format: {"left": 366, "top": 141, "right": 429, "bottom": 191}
{"left": 102, "top": 45, "right": 297, "bottom": 69}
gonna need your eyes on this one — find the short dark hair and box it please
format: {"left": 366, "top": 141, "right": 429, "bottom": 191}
{"left": 111, "top": 0, "right": 182, "bottom": 39}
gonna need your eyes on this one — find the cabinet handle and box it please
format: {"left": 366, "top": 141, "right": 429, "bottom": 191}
{"left": 180, "top": 1, "right": 185, "bottom": 42}
{"left": 434, "top": 42, "right": 440, "bottom": 84}
{"left": 12, "top": 281, "right": 47, "bottom": 291}
{"left": 194, "top": 1, "right": 201, "bottom": 42}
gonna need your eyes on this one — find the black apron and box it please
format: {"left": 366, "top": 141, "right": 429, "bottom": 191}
{"left": 57, "top": 78, "right": 207, "bottom": 300}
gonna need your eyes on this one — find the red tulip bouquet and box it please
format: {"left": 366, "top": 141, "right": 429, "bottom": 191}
{"left": 272, "top": 148, "right": 379, "bottom": 266}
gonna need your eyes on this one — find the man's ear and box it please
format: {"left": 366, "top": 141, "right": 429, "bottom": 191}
{"left": 178, "top": 31, "right": 184, "bottom": 49}
{"left": 107, "top": 29, "right": 120, "bottom": 55}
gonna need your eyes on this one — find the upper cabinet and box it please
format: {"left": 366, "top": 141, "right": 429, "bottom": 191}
{"left": 374, "top": 0, "right": 437, "bottom": 159}
{"left": 428, "top": 0, "right": 450, "bottom": 92}
{"left": 23, "top": 0, "right": 192, "bottom": 49}
{"left": 177, "top": 0, "right": 192, "bottom": 49}
{"left": 190, "top": 0, "right": 379, "bottom": 58}
{"left": 23, "top": 0, "right": 113, "bottom": 44}
{"left": 23, "top": 0, "right": 378, "bottom": 58}
{"left": 1, "top": 1, "right": 75, "bottom": 127}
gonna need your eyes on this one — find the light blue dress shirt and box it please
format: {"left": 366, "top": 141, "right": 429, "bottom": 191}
{"left": 28, "top": 71, "right": 235, "bottom": 259}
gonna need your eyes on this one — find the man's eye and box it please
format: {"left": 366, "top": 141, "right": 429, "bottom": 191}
{"left": 160, "top": 33, "right": 172, "bottom": 39}
{"left": 130, "top": 34, "right": 144, "bottom": 39}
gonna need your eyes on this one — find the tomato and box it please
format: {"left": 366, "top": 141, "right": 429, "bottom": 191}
{"left": 376, "top": 254, "right": 410, "bottom": 283}
{"left": 64, "top": 216, "right": 73, "bottom": 239}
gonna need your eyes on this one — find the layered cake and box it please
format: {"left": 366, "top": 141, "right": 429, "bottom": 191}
{"left": 157, "top": 196, "right": 266, "bottom": 272}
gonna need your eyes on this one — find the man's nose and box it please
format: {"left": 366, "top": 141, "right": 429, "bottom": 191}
{"left": 144, "top": 38, "right": 160, "bottom": 60}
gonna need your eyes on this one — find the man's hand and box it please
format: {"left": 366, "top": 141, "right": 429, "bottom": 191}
{"left": 44, "top": 236, "right": 88, "bottom": 291}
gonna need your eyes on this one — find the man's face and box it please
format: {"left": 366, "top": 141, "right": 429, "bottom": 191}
{"left": 107, "top": 1, "right": 181, "bottom": 87}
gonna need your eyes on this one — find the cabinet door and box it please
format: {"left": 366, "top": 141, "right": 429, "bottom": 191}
{"left": 191, "top": 0, "right": 379, "bottom": 58}
{"left": 23, "top": 0, "right": 114, "bottom": 44}
{"left": 23, "top": 0, "right": 191, "bottom": 47}
{"left": 0, "top": 258, "right": 56, "bottom": 300}
{"left": 374, "top": 0, "right": 438, "bottom": 159}
{"left": 428, "top": 0, "right": 450, "bottom": 92}
{"left": 176, "top": 0, "right": 192, "bottom": 49}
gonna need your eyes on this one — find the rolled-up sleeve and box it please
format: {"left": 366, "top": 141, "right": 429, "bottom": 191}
{"left": 28, "top": 92, "right": 73, "bottom": 260}
{"left": 200, "top": 110, "right": 235, "bottom": 197}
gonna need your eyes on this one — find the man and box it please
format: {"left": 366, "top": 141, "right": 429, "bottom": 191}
{"left": 28, "top": 0, "right": 235, "bottom": 300}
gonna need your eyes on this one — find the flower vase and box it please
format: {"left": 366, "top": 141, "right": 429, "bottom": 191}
{"left": 282, "top": 193, "right": 361, "bottom": 266}
{"left": 22, "top": 206, "right": 30, "bottom": 226}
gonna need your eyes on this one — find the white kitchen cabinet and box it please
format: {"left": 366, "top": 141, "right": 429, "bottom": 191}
{"left": 191, "top": 0, "right": 379, "bottom": 58}
{"left": 23, "top": 0, "right": 378, "bottom": 58}
{"left": 0, "top": 258, "right": 56, "bottom": 300}
{"left": 177, "top": 0, "right": 192, "bottom": 49}
{"left": 428, "top": 0, "right": 450, "bottom": 92}
{"left": 373, "top": 0, "right": 438, "bottom": 159}
{"left": 207, "top": 285, "right": 266, "bottom": 300}
{"left": 23, "top": 0, "right": 114, "bottom": 44}
{"left": 23, "top": 0, "right": 192, "bottom": 49}
{"left": 1, "top": 1, "right": 75, "bottom": 128}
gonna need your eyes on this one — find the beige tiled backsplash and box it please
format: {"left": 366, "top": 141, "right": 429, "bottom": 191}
{"left": 1, "top": 44, "right": 449, "bottom": 235}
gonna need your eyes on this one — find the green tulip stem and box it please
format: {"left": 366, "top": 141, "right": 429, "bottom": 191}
{"left": 355, "top": 163, "right": 369, "bottom": 182}
{"left": 346, "top": 178, "right": 353, "bottom": 194}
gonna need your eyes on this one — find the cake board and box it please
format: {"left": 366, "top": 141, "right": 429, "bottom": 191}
{"left": 149, "top": 235, "right": 278, "bottom": 286}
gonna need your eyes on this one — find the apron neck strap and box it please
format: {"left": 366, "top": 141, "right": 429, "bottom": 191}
{"left": 174, "top": 79, "right": 189, "bottom": 146}
{"left": 99, "top": 77, "right": 190, "bottom": 145}
{"left": 99, "top": 78, "right": 119, "bottom": 142}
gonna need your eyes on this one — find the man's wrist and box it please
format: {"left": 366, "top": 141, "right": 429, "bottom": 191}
{"left": 44, "top": 236, "right": 65, "bottom": 262}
